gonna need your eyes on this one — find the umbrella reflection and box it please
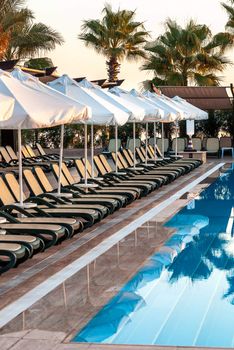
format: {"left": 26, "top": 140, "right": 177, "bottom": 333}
{"left": 75, "top": 291, "right": 145, "bottom": 342}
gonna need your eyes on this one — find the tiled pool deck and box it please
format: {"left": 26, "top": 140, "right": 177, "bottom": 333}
{"left": 0, "top": 158, "right": 232, "bottom": 350}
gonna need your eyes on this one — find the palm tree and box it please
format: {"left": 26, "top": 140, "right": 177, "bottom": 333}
{"left": 0, "top": 0, "right": 64, "bottom": 61}
{"left": 142, "top": 19, "right": 232, "bottom": 87}
{"left": 79, "top": 3, "right": 149, "bottom": 82}
{"left": 222, "top": 0, "right": 234, "bottom": 33}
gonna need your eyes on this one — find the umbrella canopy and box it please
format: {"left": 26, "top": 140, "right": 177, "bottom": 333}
{"left": 75, "top": 307, "right": 130, "bottom": 342}
{"left": 79, "top": 79, "right": 145, "bottom": 122}
{"left": 0, "top": 93, "right": 15, "bottom": 120}
{"left": 0, "top": 69, "right": 81, "bottom": 129}
{"left": 49, "top": 75, "right": 129, "bottom": 126}
{"left": 110, "top": 87, "right": 160, "bottom": 120}
{"left": 143, "top": 91, "right": 182, "bottom": 122}
{"left": 11, "top": 68, "right": 90, "bottom": 122}
{"left": 172, "top": 96, "right": 208, "bottom": 120}
{"left": 0, "top": 69, "right": 87, "bottom": 205}
{"left": 129, "top": 88, "right": 164, "bottom": 121}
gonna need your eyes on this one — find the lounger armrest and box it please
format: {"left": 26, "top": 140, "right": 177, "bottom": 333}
{"left": 170, "top": 155, "right": 183, "bottom": 159}
{"left": 0, "top": 210, "right": 19, "bottom": 223}
{"left": 28, "top": 195, "right": 56, "bottom": 208}
{"left": 1, "top": 204, "right": 35, "bottom": 217}
{"left": 9, "top": 159, "right": 18, "bottom": 165}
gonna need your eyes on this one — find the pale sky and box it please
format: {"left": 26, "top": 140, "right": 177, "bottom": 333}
{"left": 27, "top": 0, "right": 234, "bottom": 89}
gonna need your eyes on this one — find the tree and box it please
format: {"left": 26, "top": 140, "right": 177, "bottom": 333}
{"left": 222, "top": 0, "right": 234, "bottom": 34}
{"left": 142, "top": 19, "right": 232, "bottom": 87}
{"left": 0, "top": 0, "right": 64, "bottom": 61}
{"left": 24, "top": 57, "right": 54, "bottom": 70}
{"left": 79, "top": 3, "right": 149, "bottom": 82}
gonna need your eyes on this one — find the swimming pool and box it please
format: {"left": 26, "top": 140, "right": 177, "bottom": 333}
{"left": 73, "top": 164, "right": 234, "bottom": 347}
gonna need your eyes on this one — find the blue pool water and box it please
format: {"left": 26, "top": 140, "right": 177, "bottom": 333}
{"left": 73, "top": 164, "right": 234, "bottom": 347}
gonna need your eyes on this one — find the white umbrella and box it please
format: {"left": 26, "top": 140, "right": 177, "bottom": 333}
{"left": 49, "top": 75, "right": 129, "bottom": 182}
{"left": 129, "top": 89, "right": 164, "bottom": 164}
{"left": 79, "top": 79, "right": 145, "bottom": 174}
{"left": 172, "top": 96, "right": 208, "bottom": 120}
{"left": 0, "top": 69, "right": 86, "bottom": 206}
{"left": 110, "top": 87, "right": 160, "bottom": 167}
{"left": 11, "top": 68, "right": 90, "bottom": 196}
{"left": 143, "top": 91, "right": 185, "bottom": 157}
{"left": 172, "top": 96, "right": 208, "bottom": 149}
{"left": 0, "top": 93, "right": 15, "bottom": 120}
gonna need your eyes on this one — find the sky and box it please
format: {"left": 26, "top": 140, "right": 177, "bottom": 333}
{"left": 26, "top": 0, "right": 234, "bottom": 89}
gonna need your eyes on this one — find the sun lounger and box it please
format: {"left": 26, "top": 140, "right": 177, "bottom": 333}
{"left": 51, "top": 162, "right": 133, "bottom": 206}
{"left": 0, "top": 232, "right": 43, "bottom": 256}
{"left": 0, "top": 242, "right": 29, "bottom": 274}
{"left": 96, "top": 154, "right": 164, "bottom": 189}
{"left": 75, "top": 158, "right": 154, "bottom": 197}
{"left": 31, "top": 167, "right": 110, "bottom": 218}
{"left": 0, "top": 175, "right": 84, "bottom": 241}
{"left": 21, "top": 169, "right": 103, "bottom": 225}
{"left": 137, "top": 145, "right": 201, "bottom": 171}
{"left": 26, "top": 144, "right": 74, "bottom": 167}
{"left": 112, "top": 151, "right": 178, "bottom": 182}
{"left": 2, "top": 145, "right": 50, "bottom": 171}
{"left": 135, "top": 147, "right": 186, "bottom": 176}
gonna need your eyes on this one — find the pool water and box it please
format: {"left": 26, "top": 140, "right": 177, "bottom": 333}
{"left": 73, "top": 164, "right": 234, "bottom": 347}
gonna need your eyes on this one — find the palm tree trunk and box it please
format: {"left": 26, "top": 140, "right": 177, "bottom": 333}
{"left": 106, "top": 56, "right": 120, "bottom": 82}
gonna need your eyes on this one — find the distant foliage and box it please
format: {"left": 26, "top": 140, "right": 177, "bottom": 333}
{"left": 79, "top": 3, "right": 149, "bottom": 82}
{"left": 142, "top": 19, "right": 232, "bottom": 87}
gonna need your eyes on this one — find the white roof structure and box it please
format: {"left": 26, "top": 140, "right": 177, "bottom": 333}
{"left": 49, "top": 75, "right": 129, "bottom": 126}
{"left": 79, "top": 79, "right": 145, "bottom": 122}
{"left": 172, "top": 96, "right": 208, "bottom": 120}
{"left": 0, "top": 70, "right": 80, "bottom": 129}
{"left": 11, "top": 68, "right": 90, "bottom": 123}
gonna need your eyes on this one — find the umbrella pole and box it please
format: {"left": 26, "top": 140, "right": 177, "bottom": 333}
{"left": 145, "top": 122, "right": 148, "bottom": 164}
{"left": 18, "top": 128, "right": 23, "bottom": 207}
{"left": 115, "top": 123, "right": 118, "bottom": 173}
{"left": 84, "top": 123, "right": 88, "bottom": 185}
{"left": 133, "top": 121, "right": 136, "bottom": 169}
{"left": 91, "top": 124, "right": 94, "bottom": 178}
{"left": 161, "top": 122, "right": 164, "bottom": 157}
{"left": 57, "top": 124, "right": 64, "bottom": 195}
{"left": 175, "top": 121, "right": 178, "bottom": 156}
{"left": 154, "top": 121, "right": 156, "bottom": 160}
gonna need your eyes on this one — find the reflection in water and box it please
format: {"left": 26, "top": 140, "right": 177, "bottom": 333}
{"left": 74, "top": 164, "right": 234, "bottom": 347}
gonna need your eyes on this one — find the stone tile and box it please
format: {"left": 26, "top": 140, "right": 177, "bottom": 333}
{"left": 0, "top": 330, "right": 30, "bottom": 338}
{"left": 0, "top": 337, "right": 19, "bottom": 350}
{"left": 24, "top": 330, "right": 66, "bottom": 342}
{"left": 11, "top": 339, "right": 60, "bottom": 350}
{"left": 56, "top": 344, "right": 90, "bottom": 350}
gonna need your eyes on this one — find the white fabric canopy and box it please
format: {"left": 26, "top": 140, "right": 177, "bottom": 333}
{"left": 49, "top": 75, "right": 129, "bottom": 126}
{"left": 0, "top": 69, "right": 80, "bottom": 129}
{"left": 110, "top": 87, "right": 161, "bottom": 120}
{"left": 129, "top": 89, "right": 164, "bottom": 122}
{"left": 0, "top": 93, "right": 15, "bottom": 120}
{"left": 0, "top": 69, "right": 89, "bottom": 206}
{"left": 143, "top": 91, "right": 182, "bottom": 122}
{"left": 79, "top": 79, "right": 145, "bottom": 122}
{"left": 172, "top": 96, "right": 208, "bottom": 120}
{"left": 11, "top": 68, "right": 90, "bottom": 123}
